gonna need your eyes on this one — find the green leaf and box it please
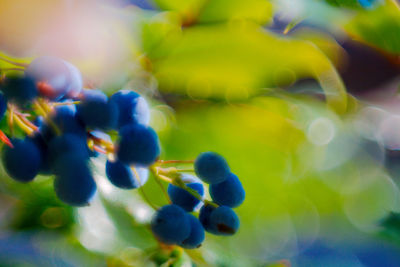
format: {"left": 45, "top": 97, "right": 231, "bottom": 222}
{"left": 344, "top": 0, "right": 400, "bottom": 54}
{"left": 152, "top": 0, "right": 273, "bottom": 25}
{"left": 147, "top": 22, "right": 348, "bottom": 113}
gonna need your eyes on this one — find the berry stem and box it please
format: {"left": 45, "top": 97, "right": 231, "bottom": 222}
{"left": 12, "top": 113, "right": 34, "bottom": 135}
{"left": 157, "top": 160, "right": 194, "bottom": 164}
{"left": 7, "top": 104, "right": 14, "bottom": 137}
{"left": 133, "top": 166, "right": 158, "bottom": 210}
{"left": 33, "top": 100, "right": 61, "bottom": 135}
{"left": 52, "top": 101, "right": 81, "bottom": 107}
{"left": 176, "top": 168, "right": 194, "bottom": 172}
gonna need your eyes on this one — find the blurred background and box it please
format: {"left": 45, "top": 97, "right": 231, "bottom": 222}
{"left": 0, "top": 0, "right": 399, "bottom": 266}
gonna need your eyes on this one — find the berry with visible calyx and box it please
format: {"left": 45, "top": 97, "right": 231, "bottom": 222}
{"left": 179, "top": 214, "right": 205, "bottom": 249}
{"left": 151, "top": 204, "right": 191, "bottom": 245}
{"left": 168, "top": 182, "right": 204, "bottom": 212}
{"left": 110, "top": 90, "right": 150, "bottom": 129}
{"left": 194, "top": 152, "right": 230, "bottom": 184}
{"left": 117, "top": 124, "right": 160, "bottom": 166}
{"left": 0, "top": 75, "right": 38, "bottom": 106}
{"left": 25, "top": 56, "right": 72, "bottom": 100}
{"left": 53, "top": 154, "right": 96, "bottom": 206}
{"left": 209, "top": 206, "right": 240, "bottom": 236}
{"left": 209, "top": 173, "right": 245, "bottom": 208}
{"left": 1, "top": 138, "right": 41, "bottom": 182}
{"left": 77, "top": 90, "right": 118, "bottom": 130}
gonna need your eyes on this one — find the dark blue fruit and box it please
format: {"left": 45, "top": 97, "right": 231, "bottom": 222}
{"left": 117, "top": 124, "right": 160, "bottom": 166}
{"left": 0, "top": 92, "right": 7, "bottom": 120}
{"left": 151, "top": 204, "right": 191, "bottom": 244}
{"left": 0, "top": 75, "right": 38, "bottom": 106}
{"left": 27, "top": 133, "right": 51, "bottom": 175}
{"left": 106, "top": 160, "right": 140, "bottom": 189}
{"left": 209, "top": 206, "right": 239, "bottom": 236}
{"left": 209, "top": 173, "right": 245, "bottom": 208}
{"left": 168, "top": 182, "right": 204, "bottom": 211}
{"left": 77, "top": 90, "right": 118, "bottom": 130}
{"left": 199, "top": 203, "right": 218, "bottom": 234}
{"left": 53, "top": 154, "right": 96, "bottom": 206}
{"left": 1, "top": 138, "right": 41, "bottom": 182}
{"left": 52, "top": 105, "right": 86, "bottom": 137}
{"left": 179, "top": 214, "right": 205, "bottom": 249}
{"left": 25, "top": 56, "right": 72, "bottom": 100}
{"left": 48, "top": 134, "right": 89, "bottom": 168}
{"left": 109, "top": 90, "right": 150, "bottom": 128}
{"left": 194, "top": 152, "right": 230, "bottom": 184}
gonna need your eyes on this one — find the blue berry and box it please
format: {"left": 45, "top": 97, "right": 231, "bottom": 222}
{"left": 117, "top": 124, "right": 160, "bottom": 166}
{"left": 168, "top": 182, "right": 204, "bottom": 212}
{"left": 25, "top": 56, "right": 72, "bottom": 100}
{"left": 64, "top": 61, "right": 83, "bottom": 98}
{"left": 209, "top": 206, "right": 239, "bottom": 236}
{"left": 0, "top": 92, "right": 7, "bottom": 120}
{"left": 1, "top": 138, "right": 41, "bottom": 182}
{"left": 48, "top": 134, "right": 89, "bottom": 168}
{"left": 199, "top": 204, "right": 218, "bottom": 234}
{"left": 52, "top": 105, "right": 86, "bottom": 136}
{"left": 151, "top": 204, "right": 191, "bottom": 244}
{"left": 53, "top": 154, "right": 96, "bottom": 206}
{"left": 106, "top": 160, "right": 140, "bottom": 189}
{"left": 194, "top": 152, "right": 230, "bottom": 184}
{"left": 27, "top": 133, "right": 51, "bottom": 175}
{"left": 179, "top": 214, "right": 205, "bottom": 249}
{"left": 0, "top": 75, "right": 38, "bottom": 106}
{"left": 77, "top": 90, "right": 118, "bottom": 130}
{"left": 109, "top": 90, "right": 150, "bottom": 128}
{"left": 209, "top": 173, "right": 245, "bottom": 208}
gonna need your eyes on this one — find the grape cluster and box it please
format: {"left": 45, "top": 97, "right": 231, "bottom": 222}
{"left": 151, "top": 152, "right": 245, "bottom": 248}
{"left": 0, "top": 55, "right": 245, "bottom": 250}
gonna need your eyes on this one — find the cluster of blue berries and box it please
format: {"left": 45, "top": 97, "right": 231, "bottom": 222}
{"left": 0, "top": 55, "right": 245, "bottom": 250}
{"left": 151, "top": 152, "right": 245, "bottom": 249}
{"left": 0, "top": 56, "right": 159, "bottom": 206}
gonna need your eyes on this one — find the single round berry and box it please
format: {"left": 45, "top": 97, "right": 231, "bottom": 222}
{"left": 0, "top": 92, "right": 7, "bottom": 120}
{"left": 194, "top": 152, "right": 230, "bottom": 184}
{"left": 151, "top": 204, "right": 191, "bottom": 244}
{"left": 179, "top": 214, "right": 205, "bottom": 249}
{"left": 209, "top": 206, "right": 240, "bottom": 236}
{"left": 53, "top": 155, "right": 96, "bottom": 206}
{"left": 117, "top": 124, "right": 160, "bottom": 166}
{"left": 64, "top": 61, "right": 83, "bottom": 98}
{"left": 168, "top": 182, "right": 204, "bottom": 212}
{"left": 0, "top": 75, "right": 38, "bottom": 106}
{"left": 209, "top": 173, "right": 245, "bottom": 208}
{"left": 1, "top": 138, "right": 41, "bottom": 182}
{"left": 77, "top": 90, "right": 118, "bottom": 130}
{"left": 109, "top": 90, "right": 150, "bottom": 128}
{"left": 106, "top": 160, "right": 140, "bottom": 189}
{"left": 25, "top": 56, "right": 72, "bottom": 100}
{"left": 199, "top": 204, "right": 218, "bottom": 234}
